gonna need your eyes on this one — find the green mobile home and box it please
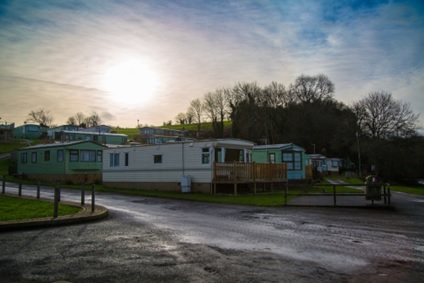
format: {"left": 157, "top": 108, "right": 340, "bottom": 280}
{"left": 13, "top": 124, "right": 49, "bottom": 139}
{"left": 252, "top": 143, "right": 307, "bottom": 180}
{"left": 17, "top": 141, "right": 105, "bottom": 183}
{"left": 59, "top": 130, "right": 128, "bottom": 145}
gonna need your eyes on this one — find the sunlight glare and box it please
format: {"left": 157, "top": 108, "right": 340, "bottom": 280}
{"left": 102, "top": 59, "right": 159, "bottom": 105}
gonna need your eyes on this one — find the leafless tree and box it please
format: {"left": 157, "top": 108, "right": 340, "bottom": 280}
{"left": 66, "top": 112, "right": 86, "bottom": 126}
{"left": 352, "top": 91, "right": 420, "bottom": 139}
{"left": 187, "top": 98, "right": 203, "bottom": 134}
{"left": 289, "top": 74, "right": 334, "bottom": 103}
{"left": 26, "top": 109, "right": 53, "bottom": 127}
{"left": 84, "top": 112, "right": 102, "bottom": 128}
{"left": 203, "top": 88, "right": 230, "bottom": 137}
{"left": 175, "top": 112, "right": 187, "bottom": 125}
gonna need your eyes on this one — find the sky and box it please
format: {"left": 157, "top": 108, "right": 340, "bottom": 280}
{"left": 0, "top": 0, "right": 423, "bottom": 129}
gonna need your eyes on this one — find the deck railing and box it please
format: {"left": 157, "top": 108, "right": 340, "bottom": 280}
{"left": 213, "top": 162, "right": 287, "bottom": 182}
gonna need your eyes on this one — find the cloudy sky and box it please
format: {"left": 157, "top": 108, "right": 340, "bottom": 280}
{"left": 1, "top": 0, "right": 423, "bottom": 128}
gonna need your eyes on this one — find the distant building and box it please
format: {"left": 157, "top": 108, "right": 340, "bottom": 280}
{"left": 47, "top": 125, "right": 79, "bottom": 139}
{"left": 139, "top": 126, "right": 194, "bottom": 144}
{"left": 13, "top": 124, "right": 48, "bottom": 139}
{"left": 58, "top": 130, "right": 128, "bottom": 145}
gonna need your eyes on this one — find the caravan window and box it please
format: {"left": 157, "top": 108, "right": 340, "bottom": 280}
{"left": 57, "top": 150, "right": 64, "bottom": 162}
{"left": 80, "top": 150, "right": 96, "bottom": 162}
{"left": 44, "top": 150, "right": 50, "bottom": 161}
{"left": 21, "top": 153, "right": 27, "bottom": 164}
{"left": 110, "top": 153, "right": 120, "bottom": 167}
{"left": 154, "top": 154, "right": 162, "bottom": 164}
{"left": 31, "top": 152, "right": 37, "bottom": 163}
{"left": 268, "top": 153, "right": 275, "bottom": 163}
{"left": 202, "top": 148, "right": 210, "bottom": 164}
{"left": 70, "top": 150, "right": 79, "bottom": 162}
{"left": 282, "top": 151, "right": 302, "bottom": 170}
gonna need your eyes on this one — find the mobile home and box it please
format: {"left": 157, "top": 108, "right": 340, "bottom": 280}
{"left": 252, "top": 143, "right": 307, "bottom": 180}
{"left": 17, "top": 141, "right": 105, "bottom": 183}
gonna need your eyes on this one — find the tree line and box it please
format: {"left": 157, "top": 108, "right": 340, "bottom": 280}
{"left": 175, "top": 74, "right": 423, "bottom": 183}
{"left": 26, "top": 110, "right": 103, "bottom": 129}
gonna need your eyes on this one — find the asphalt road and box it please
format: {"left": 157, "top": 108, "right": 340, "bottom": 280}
{"left": 1, "top": 184, "right": 424, "bottom": 282}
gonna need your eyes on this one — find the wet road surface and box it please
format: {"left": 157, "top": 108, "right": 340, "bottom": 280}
{"left": 1, "top": 184, "right": 424, "bottom": 282}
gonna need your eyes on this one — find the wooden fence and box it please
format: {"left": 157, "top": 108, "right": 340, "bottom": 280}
{"left": 1, "top": 174, "right": 97, "bottom": 216}
{"left": 213, "top": 162, "right": 288, "bottom": 195}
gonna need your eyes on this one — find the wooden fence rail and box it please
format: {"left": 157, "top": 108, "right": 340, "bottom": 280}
{"left": 213, "top": 162, "right": 288, "bottom": 195}
{"left": 1, "top": 174, "right": 97, "bottom": 216}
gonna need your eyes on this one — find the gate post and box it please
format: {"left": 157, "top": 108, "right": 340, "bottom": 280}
{"left": 2, "top": 175, "right": 5, "bottom": 194}
{"left": 53, "top": 185, "right": 60, "bottom": 218}
{"left": 91, "top": 183, "right": 95, "bottom": 212}
{"left": 37, "top": 180, "right": 41, "bottom": 199}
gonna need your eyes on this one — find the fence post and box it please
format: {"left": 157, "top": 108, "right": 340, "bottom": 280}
{"left": 53, "top": 185, "right": 60, "bottom": 218}
{"left": 333, "top": 185, "right": 337, "bottom": 206}
{"left": 18, "top": 175, "right": 22, "bottom": 196}
{"left": 37, "top": 180, "right": 41, "bottom": 199}
{"left": 81, "top": 183, "right": 85, "bottom": 206}
{"left": 284, "top": 183, "right": 288, "bottom": 206}
{"left": 2, "top": 175, "right": 5, "bottom": 194}
{"left": 383, "top": 185, "right": 387, "bottom": 205}
{"left": 91, "top": 183, "right": 95, "bottom": 212}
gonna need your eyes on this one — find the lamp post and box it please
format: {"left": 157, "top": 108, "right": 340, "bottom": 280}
{"left": 356, "top": 131, "right": 362, "bottom": 178}
{"left": 311, "top": 143, "right": 316, "bottom": 154}
{"left": 137, "top": 119, "right": 139, "bottom": 128}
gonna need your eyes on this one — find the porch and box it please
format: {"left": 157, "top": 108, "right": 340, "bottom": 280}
{"left": 212, "top": 162, "right": 288, "bottom": 195}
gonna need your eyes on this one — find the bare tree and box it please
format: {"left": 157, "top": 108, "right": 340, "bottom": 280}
{"left": 84, "top": 112, "right": 102, "bottom": 128}
{"left": 175, "top": 112, "right": 187, "bottom": 125}
{"left": 187, "top": 98, "right": 203, "bottom": 135}
{"left": 27, "top": 109, "right": 53, "bottom": 127}
{"left": 289, "top": 74, "right": 334, "bottom": 103}
{"left": 66, "top": 112, "right": 86, "bottom": 126}
{"left": 262, "top": 81, "right": 293, "bottom": 107}
{"left": 203, "top": 89, "right": 230, "bottom": 138}
{"left": 352, "top": 91, "right": 420, "bottom": 139}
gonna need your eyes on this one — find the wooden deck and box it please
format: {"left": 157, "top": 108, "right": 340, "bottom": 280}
{"left": 213, "top": 162, "right": 288, "bottom": 195}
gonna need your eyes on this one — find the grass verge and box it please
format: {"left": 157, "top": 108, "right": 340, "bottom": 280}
{"left": 96, "top": 186, "right": 288, "bottom": 207}
{"left": 0, "top": 195, "right": 82, "bottom": 221}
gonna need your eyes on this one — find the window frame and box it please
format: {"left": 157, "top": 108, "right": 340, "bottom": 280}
{"left": 110, "top": 153, "right": 120, "bottom": 167}
{"left": 154, "top": 154, "right": 162, "bottom": 164}
{"left": 31, "top": 152, "right": 37, "bottom": 163}
{"left": 44, "top": 150, "right": 50, "bottom": 161}
{"left": 201, "top": 147, "right": 210, "bottom": 164}
{"left": 21, "top": 152, "right": 27, "bottom": 164}
{"left": 80, "top": 150, "right": 97, "bottom": 162}
{"left": 70, "top": 149, "right": 79, "bottom": 162}
{"left": 57, "top": 149, "right": 64, "bottom": 162}
{"left": 282, "top": 151, "right": 302, "bottom": 171}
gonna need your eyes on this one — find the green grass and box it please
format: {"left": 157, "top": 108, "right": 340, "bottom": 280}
{"left": 0, "top": 195, "right": 82, "bottom": 221}
{"left": 114, "top": 121, "right": 233, "bottom": 139}
{"left": 96, "top": 186, "right": 288, "bottom": 206}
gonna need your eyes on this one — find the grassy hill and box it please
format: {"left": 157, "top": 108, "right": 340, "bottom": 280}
{"left": 114, "top": 121, "right": 232, "bottom": 140}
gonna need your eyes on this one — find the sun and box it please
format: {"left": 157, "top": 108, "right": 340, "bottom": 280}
{"left": 102, "top": 59, "right": 159, "bottom": 105}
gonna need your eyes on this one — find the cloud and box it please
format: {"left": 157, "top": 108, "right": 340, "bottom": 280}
{"left": 0, "top": 0, "right": 423, "bottom": 128}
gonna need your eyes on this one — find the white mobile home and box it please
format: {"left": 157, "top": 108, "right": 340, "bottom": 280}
{"left": 102, "top": 139, "right": 255, "bottom": 193}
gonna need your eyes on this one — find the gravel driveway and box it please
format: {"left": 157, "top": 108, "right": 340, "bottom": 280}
{"left": 0, "top": 185, "right": 423, "bottom": 282}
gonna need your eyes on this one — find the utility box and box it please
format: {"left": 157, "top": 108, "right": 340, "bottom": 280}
{"left": 181, "top": 175, "right": 191, "bottom": 193}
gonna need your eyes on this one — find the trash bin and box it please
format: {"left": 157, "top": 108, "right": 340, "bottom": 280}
{"left": 365, "top": 175, "right": 381, "bottom": 201}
